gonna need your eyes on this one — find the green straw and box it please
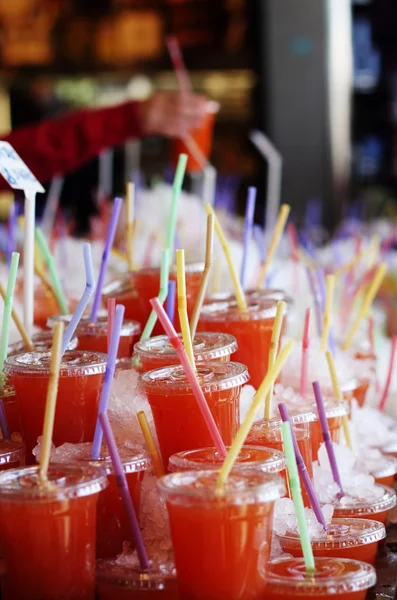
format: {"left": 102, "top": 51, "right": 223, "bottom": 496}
{"left": 35, "top": 227, "right": 68, "bottom": 314}
{"left": 281, "top": 421, "right": 315, "bottom": 572}
{"left": 140, "top": 248, "right": 170, "bottom": 341}
{"left": 166, "top": 154, "right": 188, "bottom": 258}
{"left": 0, "top": 252, "right": 20, "bottom": 372}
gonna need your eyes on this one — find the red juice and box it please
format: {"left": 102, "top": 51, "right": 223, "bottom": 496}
{"left": 197, "top": 299, "right": 283, "bottom": 389}
{"left": 134, "top": 332, "right": 237, "bottom": 373}
{"left": 0, "top": 440, "right": 24, "bottom": 471}
{"left": 102, "top": 276, "right": 143, "bottom": 322}
{"left": 0, "top": 379, "right": 21, "bottom": 438}
{"left": 331, "top": 484, "right": 396, "bottom": 525}
{"left": 140, "top": 362, "right": 249, "bottom": 469}
{"left": 0, "top": 464, "right": 107, "bottom": 600}
{"left": 310, "top": 401, "right": 348, "bottom": 461}
{"left": 205, "top": 288, "right": 293, "bottom": 306}
{"left": 96, "top": 561, "right": 179, "bottom": 600}
{"left": 277, "top": 518, "right": 385, "bottom": 565}
{"left": 158, "top": 470, "right": 285, "bottom": 600}
{"left": 75, "top": 316, "right": 141, "bottom": 358}
{"left": 264, "top": 557, "right": 376, "bottom": 600}
{"left": 4, "top": 351, "right": 107, "bottom": 463}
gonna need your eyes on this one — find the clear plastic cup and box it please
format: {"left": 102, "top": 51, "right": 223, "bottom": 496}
{"left": 197, "top": 298, "right": 283, "bottom": 388}
{"left": 205, "top": 288, "right": 293, "bottom": 307}
{"left": 276, "top": 518, "right": 386, "bottom": 566}
{"left": 168, "top": 445, "right": 285, "bottom": 475}
{"left": 0, "top": 440, "right": 24, "bottom": 471}
{"left": 102, "top": 276, "right": 142, "bottom": 323}
{"left": 158, "top": 470, "right": 285, "bottom": 600}
{"left": 263, "top": 557, "right": 376, "bottom": 599}
{"left": 0, "top": 464, "right": 107, "bottom": 600}
{"left": 331, "top": 485, "right": 397, "bottom": 525}
{"left": 310, "top": 400, "right": 349, "bottom": 460}
{"left": 134, "top": 332, "right": 238, "bottom": 372}
{"left": 371, "top": 455, "right": 397, "bottom": 487}
{"left": 96, "top": 560, "right": 179, "bottom": 599}
{"left": 140, "top": 361, "right": 249, "bottom": 469}
{"left": 8, "top": 330, "right": 78, "bottom": 355}
{"left": 4, "top": 351, "right": 107, "bottom": 462}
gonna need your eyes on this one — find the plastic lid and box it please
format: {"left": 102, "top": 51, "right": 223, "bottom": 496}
{"left": 96, "top": 560, "right": 177, "bottom": 591}
{"left": 168, "top": 445, "right": 285, "bottom": 474}
{"left": 311, "top": 400, "right": 349, "bottom": 420}
{"left": 332, "top": 485, "right": 397, "bottom": 517}
{"left": 0, "top": 464, "right": 108, "bottom": 502}
{"left": 9, "top": 331, "right": 78, "bottom": 355}
{"left": 265, "top": 557, "right": 376, "bottom": 596}
{"left": 157, "top": 470, "right": 285, "bottom": 505}
{"left": 134, "top": 332, "right": 238, "bottom": 362}
{"left": 277, "top": 518, "right": 386, "bottom": 551}
{"left": 199, "top": 298, "right": 280, "bottom": 322}
{"left": 140, "top": 361, "right": 249, "bottom": 395}
{"left": 134, "top": 262, "right": 204, "bottom": 278}
{"left": 46, "top": 310, "right": 107, "bottom": 329}
{"left": 0, "top": 440, "right": 24, "bottom": 466}
{"left": 51, "top": 443, "right": 151, "bottom": 475}
{"left": 115, "top": 357, "right": 140, "bottom": 372}
{"left": 4, "top": 350, "right": 107, "bottom": 378}
{"left": 252, "top": 411, "right": 318, "bottom": 430}
{"left": 206, "top": 288, "right": 293, "bottom": 306}
{"left": 75, "top": 315, "right": 141, "bottom": 338}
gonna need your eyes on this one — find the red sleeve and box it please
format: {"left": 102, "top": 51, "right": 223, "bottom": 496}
{"left": 0, "top": 101, "right": 144, "bottom": 189}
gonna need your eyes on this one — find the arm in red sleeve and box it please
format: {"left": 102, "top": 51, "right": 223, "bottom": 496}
{"left": 0, "top": 101, "right": 144, "bottom": 189}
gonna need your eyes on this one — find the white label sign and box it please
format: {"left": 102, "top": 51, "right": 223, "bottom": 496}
{"left": 0, "top": 142, "right": 45, "bottom": 194}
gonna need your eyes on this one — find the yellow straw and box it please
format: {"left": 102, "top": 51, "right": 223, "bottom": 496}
{"left": 111, "top": 248, "right": 128, "bottom": 263}
{"left": 190, "top": 213, "right": 214, "bottom": 338}
{"left": 137, "top": 410, "right": 165, "bottom": 478}
{"left": 342, "top": 263, "right": 387, "bottom": 351}
{"left": 216, "top": 339, "right": 295, "bottom": 490}
{"left": 39, "top": 321, "right": 64, "bottom": 479}
{"left": 34, "top": 259, "right": 61, "bottom": 310}
{"left": 264, "top": 300, "right": 286, "bottom": 419}
{"left": 325, "top": 350, "right": 353, "bottom": 451}
{"left": 205, "top": 204, "right": 247, "bottom": 310}
{"left": 257, "top": 204, "right": 291, "bottom": 289}
{"left": 367, "top": 235, "right": 380, "bottom": 269}
{"left": 176, "top": 249, "right": 196, "bottom": 369}
{"left": 126, "top": 182, "right": 135, "bottom": 271}
{"left": 0, "top": 282, "right": 34, "bottom": 351}
{"left": 320, "top": 274, "right": 335, "bottom": 352}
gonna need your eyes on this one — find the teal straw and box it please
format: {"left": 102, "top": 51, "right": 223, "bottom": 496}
{"left": 35, "top": 227, "right": 68, "bottom": 314}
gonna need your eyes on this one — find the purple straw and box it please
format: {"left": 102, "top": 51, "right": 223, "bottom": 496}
{"left": 92, "top": 304, "right": 125, "bottom": 458}
{"left": 99, "top": 411, "right": 150, "bottom": 572}
{"left": 166, "top": 280, "right": 176, "bottom": 325}
{"left": 312, "top": 381, "right": 344, "bottom": 495}
{"left": 240, "top": 187, "right": 257, "bottom": 289}
{"left": 305, "top": 267, "right": 322, "bottom": 337}
{"left": 90, "top": 196, "right": 123, "bottom": 322}
{"left": 0, "top": 399, "right": 10, "bottom": 440}
{"left": 278, "top": 403, "right": 328, "bottom": 531}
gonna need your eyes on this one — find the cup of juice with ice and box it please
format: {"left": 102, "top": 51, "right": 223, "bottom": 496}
{"left": 158, "top": 470, "right": 284, "bottom": 600}
{"left": 102, "top": 276, "right": 142, "bottom": 323}
{"left": 75, "top": 316, "right": 141, "bottom": 358}
{"left": 9, "top": 330, "right": 78, "bottom": 355}
{"left": 331, "top": 484, "right": 396, "bottom": 525}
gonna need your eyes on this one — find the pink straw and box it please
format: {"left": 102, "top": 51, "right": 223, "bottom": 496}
{"left": 107, "top": 298, "right": 116, "bottom": 352}
{"left": 378, "top": 335, "right": 397, "bottom": 411}
{"left": 367, "top": 315, "right": 374, "bottom": 356}
{"left": 287, "top": 223, "right": 300, "bottom": 293}
{"left": 150, "top": 297, "right": 227, "bottom": 457}
{"left": 166, "top": 36, "right": 192, "bottom": 94}
{"left": 300, "top": 308, "right": 311, "bottom": 399}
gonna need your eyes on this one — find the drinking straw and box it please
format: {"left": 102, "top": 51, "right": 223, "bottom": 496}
{"left": 176, "top": 249, "right": 196, "bottom": 368}
{"left": 279, "top": 403, "right": 328, "bottom": 531}
{"left": 202, "top": 165, "right": 217, "bottom": 206}
{"left": 61, "top": 243, "right": 95, "bottom": 355}
{"left": 312, "top": 381, "right": 344, "bottom": 495}
{"left": 166, "top": 35, "right": 192, "bottom": 94}
{"left": 39, "top": 321, "right": 64, "bottom": 479}
{"left": 107, "top": 298, "right": 116, "bottom": 352}
{"left": 0, "top": 281, "right": 33, "bottom": 351}
{"left": 287, "top": 222, "right": 300, "bottom": 292}
{"left": 41, "top": 175, "right": 64, "bottom": 236}
{"left": 7, "top": 202, "right": 17, "bottom": 267}
{"left": 184, "top": 135, "right": 208, "bottom": 171}
{"left": 280, "top": 421, "right": 316, "bottom": 572}
{"left": 166, "top": 154, "right": 188, "bottom": 259}
{"left": 35, "top": 227, "right": 68, "bottom": 314}
{"left": 137, "top": 410, "right": 165, "bottom": 478}
{"left": 240, "top": 187, "right": 257, "bottom": 289}
{"left": 205, "top": 204, "right": 247, "bottom": 310}
{"left": 150, "top": 297, "right": 227, "bottom": 456}
{"left": 99, "top": 411, "right": 150, "bottom": 572}
{"left": 216, "top": 339, "right": 295, "bottom": 488}
{"left": 253, "top": 225, "right": 266, "bottom": 262}
{"left": 23, "top": 191, "right": 36, "bottom": 337}
{"left": 34, "top": 257, "right": 57, "bottom": 300}
{"left": 264, "top": 300, "right": 286, "bottom": 419}
{"left": 367, "top": 315, "right": 375, "bottom": 356}
{"left": 190, "top": 213, "right": 214, "bottom": 337}
{"left": 126, "top": 182, "right": 135, "bottom": 271}
{"left": 300, "top": 308, "right": 311, "bottom": 399}
{"left": 92, "top": 304, "right": 125, "bottom": 458}
{"left": 257, "top": 204, "right": 291, "bottom": 289}
{"left": 378, "top": 336, "right": 397, "bottom": 411}
{"left": 140, "top": 248, "right": 170, "bottom": 341}
{"left": 90, "top": 196, "right": 123, "bottom": 323}
{"left": 0, "top": 252, "right": 19, "bottom": 373}
{"left": 166, "top": 280, "right": 176, "bottom": 325}
{"left": 334, "top": 247, "right": 366, "bottom": 279}
{"left": 342, "top": 263, "right": 387, "bottom": 351}
{"left": 325, "top": 350, "right": 353, "bottom": 451}
{"left": 320, "top": 274, "right": 335, "bottom": 352}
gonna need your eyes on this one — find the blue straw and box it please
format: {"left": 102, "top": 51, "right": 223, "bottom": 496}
{"left": 92, "top": 304, "right": 125, "bottom": 458}
{"left": 240, "top": 187, "right": 257, "bottom": 289}
{"left": 166, "top": 280, "right": 176, "bottom": 325}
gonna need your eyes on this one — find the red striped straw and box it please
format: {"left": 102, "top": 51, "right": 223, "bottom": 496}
{"left": 378, "top": 335, "right": 397, "bottom": 411}
{"left": 107, "top": 298, "right": 116, "bottom": 353}
{"left": 166, "top": 36, "right": 192, "bottom": 94}
{"left": 300, "top": 308, "right": 311, "bottom": 399}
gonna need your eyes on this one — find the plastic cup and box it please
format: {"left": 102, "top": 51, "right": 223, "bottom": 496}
{"left": 310, "top": 400, "right": 349, "bottom": 461}
{"left": 205, "top": 288, "right": 293, "bottom": 307}
{"left": 198, "top": 298, "right": 283, "bottom": 389}
{"left": 371, "top": 455, "right": 397, "bottom": 487}
{"left": 140, "top": 361, "right": 249, "bottom": 469}
{"left": 4, "top": 350, "right": 107, "bottom": 462}
{"left": 263, "top": 557, "right": 376, "bottom": 600}
{"left": 8, "top": 330, "right": 78, "bottom": 355}
{"left": 134, "top": 332, "right": 238, "bottom": 373}
{"left": 158, "top": 470, "right": 285, "bottom": 600}
{"left": 0, "top": 377, "right": 21, "bottom": 438}
{"left": 0, "top": 464, "right": 107, "bottom": 600}
{"left": 168, "top": 445, "right": 285, "bottom": 475}
{"left": 96, "top": 560, "right": 179, "bottom": 600}
{"left": 171, "top": 101, "right": 219, "bottom": 173}
{"left": 0, "top": 440, "right": 24, "bottom": 471}
{"left": 102, "top": 276, "right": 142, "bottom": 322}
{"left": 331, "top": 484, "right": 396, "bottom": 525}
{"left": 51, "top": 442, "right": 151, "bottom": 559}
{"left": 276, "top": 518, "right": 385, "bottom": 566}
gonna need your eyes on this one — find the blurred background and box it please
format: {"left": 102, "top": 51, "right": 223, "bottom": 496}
{"left": 0, "top": 0, "right": 396, "bottom": 232}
